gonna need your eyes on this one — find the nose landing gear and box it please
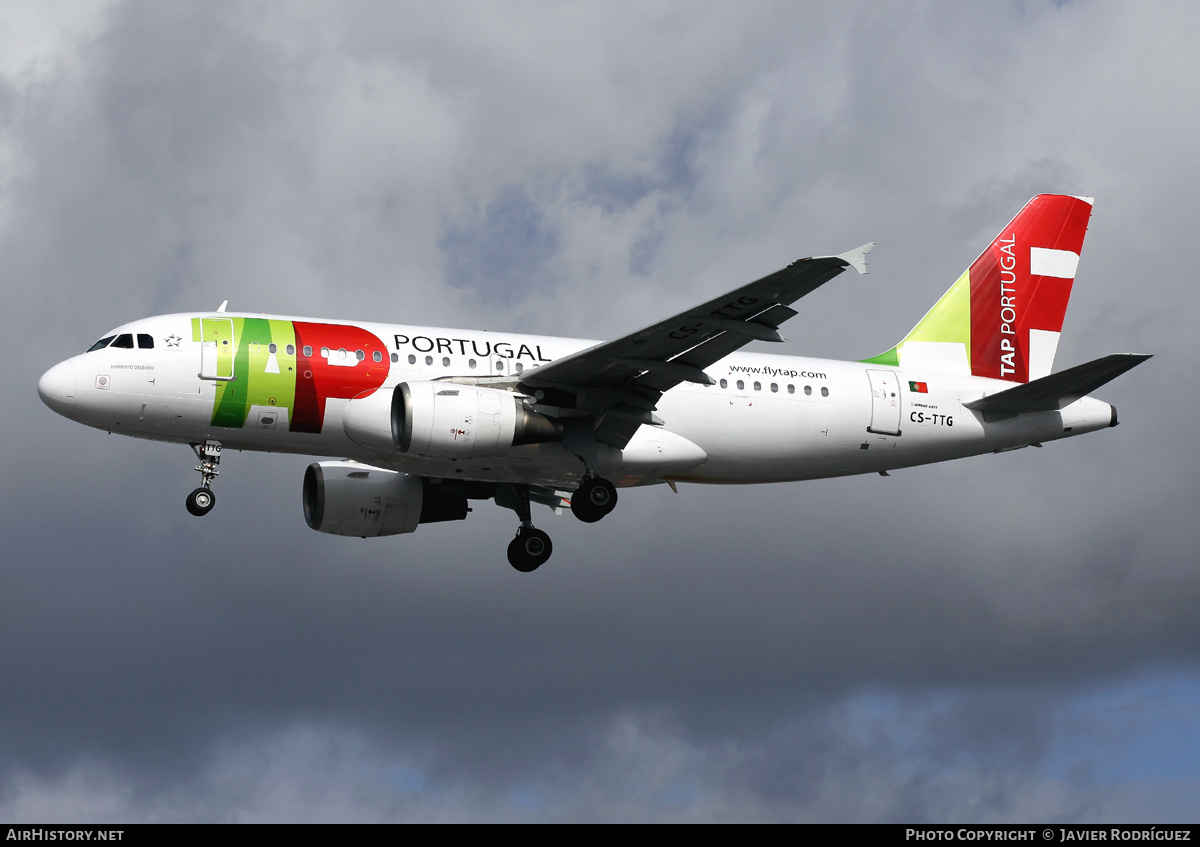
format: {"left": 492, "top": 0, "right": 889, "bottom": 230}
{"left": 186, "top": 440, "right": 222, "bottom": 517}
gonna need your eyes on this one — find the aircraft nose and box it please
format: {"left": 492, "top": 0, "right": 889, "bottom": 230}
{"left": 38, "top": 359, "right": 76, "bottom": 415}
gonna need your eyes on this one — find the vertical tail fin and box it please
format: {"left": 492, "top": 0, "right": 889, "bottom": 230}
{"left": 864, "top": 194, "right": 1094, "bottom": 383}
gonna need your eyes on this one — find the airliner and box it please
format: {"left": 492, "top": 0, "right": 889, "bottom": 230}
{"left": 38, "top": 194, "right": 1148, "bottom": 571}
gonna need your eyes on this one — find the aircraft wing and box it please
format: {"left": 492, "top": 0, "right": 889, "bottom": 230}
{"left": 516, "top": 243, "right": 874, "bottom": 448}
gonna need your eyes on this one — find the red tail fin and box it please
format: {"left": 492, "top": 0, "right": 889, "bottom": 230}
{"left": 865, "top": 195, "right": 1094, "bottom": 383}
{"left": 969, "top": 194, "right": 1093, "bottom": 383}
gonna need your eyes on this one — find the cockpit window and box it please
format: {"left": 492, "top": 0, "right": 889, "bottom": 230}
{"left": 111, "top": 334, "right": 134, "bottom": 349}
{"left": 87, "top": 336, "right": 116, "bottom": 352}
{"left": 137, "top": 333, "right": 154, "bottom": 349}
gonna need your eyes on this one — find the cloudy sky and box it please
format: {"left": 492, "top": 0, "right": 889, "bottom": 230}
{"left": 3, "top": 0, "right": 1199, "bottom": 822}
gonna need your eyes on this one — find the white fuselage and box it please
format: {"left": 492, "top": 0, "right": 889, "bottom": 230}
{"left": 38, "top": 312, "right": 1118, "bottom": 491}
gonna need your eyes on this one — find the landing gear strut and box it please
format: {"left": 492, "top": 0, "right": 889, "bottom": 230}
{"left": 571, "top": 475, "right": 618, "bottom": 523}
{"left": 186, "top": 440, "right": 222, "bottom": 517}
{"left": 499, "top": 483, "right": 554, "bottom": 572}
{"left": 561, "top": 419, "right": 618, "bottom": 524}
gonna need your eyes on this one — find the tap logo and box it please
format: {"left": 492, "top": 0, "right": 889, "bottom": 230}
{"left": 193, "top": 317, "right": 389, "bottom": 433}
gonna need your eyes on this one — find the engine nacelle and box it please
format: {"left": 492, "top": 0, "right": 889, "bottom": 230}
{"left": 395, "top": 381, "right": 562, "bottom": 459}
{"left": 342, "top": 387, "right": 405, "bottom": 455}
{"left": 302, "top": 461, "right": 468, "bottom": 538}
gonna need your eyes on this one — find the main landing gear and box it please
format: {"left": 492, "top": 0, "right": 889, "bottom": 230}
{"left": 560, "top": 420, "right": 618, "bottom": 524}
{"left": 498, "top": 474, "right": 619, "bottom": 572}
{"left": 570, "top": 475, "right": 618, "bottom": 523}
{"left": 500, "top": 483, "right": 554, "bottom": 572}
{"left": 186, "top": 440, "right": 222, "bottom": 517}
{"left": 508, "top": 526, "right": 553, "bottom": 573}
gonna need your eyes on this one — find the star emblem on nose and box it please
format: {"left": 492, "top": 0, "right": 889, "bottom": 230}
{"left": 164, "top": 333, "right": 181, "bottom": 348}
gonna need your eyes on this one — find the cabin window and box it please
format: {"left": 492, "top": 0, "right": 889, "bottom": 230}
{"left": 736, "top": 380, "right": 745, "bottom": 390}
{"left": 515, "top": 362, "right": 524, "bottom": 373}
{"left": 804, "top": 385, "right": 812, "bottom": 395}
{"left": 87, "top": 336, "right": 116, "bottom": 352}
{"left": 753, "top": 381, "right": 761, "bottom": 391}
{"left": 372, "top": 350, "right": 382, "bottom": 362}
{"left": 425, "top": 355, "right": 433, "bottom": 366}
{"left": 137, "top": 334, "right": 154, "bottom": 349}
{"left": 303, "top": 346, "right": 312, "bottom": 357}
{"left": 268, "top": 343, "right": 277, "bottom": 354}
{"left": 391, "top": 353, "right": 399, "bottom": 363}
{"left": 356, "top": 349, "right": 365, "bottom": 361}
{"left": 770, "top": 383, "right": 778, "bottom": 393}
{"left": 407, "top": 354, "right": 415, "bottom": 364}
{"left": 787, "top": 384, "right": 795, "bottom": 394}
{"left": 496, "top": 361, "right": 505, "bottom": 370}
{"left": 821, "top": 387, "right": 829, "bottom": 397}
{"left": 469, "top": 359, "right": 477, "bottom": 369}
{"left": 286, "top": 345, "right": 295, "bottom": 355}
{"left": 720, "top": 379, "right": 728, "bottom": 388}
{"left": 441, "top": 356, "right": 450, "bottom": 367}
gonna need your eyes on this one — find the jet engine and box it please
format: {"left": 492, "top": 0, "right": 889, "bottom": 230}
{"left": 394, "top": 381, "right": 561, "bottom": 459}
{"left": 342, "top": 382, "right": 562, "bottom": 459}
{"left": 341, "top": 387, "right": 405, "bottom": 455}
{"left": 302, "top": 461, "right": 468, "bottom": 538}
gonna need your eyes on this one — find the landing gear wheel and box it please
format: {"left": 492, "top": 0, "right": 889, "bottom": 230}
{"left": 186, "top": 487, "right": 216, "bottom": 517}
{"left": 571, "top": 477, "right": 618, "bottom": 523}
{"left": 507, "top": 527, "right": 553, "bottom": 572}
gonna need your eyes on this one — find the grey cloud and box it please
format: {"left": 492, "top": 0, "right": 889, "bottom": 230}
{"left": 3, "top": 0, "right": 1199, "bottom": 821}
{"left": 440, "top": 186, "right": 561, "bottom": 303}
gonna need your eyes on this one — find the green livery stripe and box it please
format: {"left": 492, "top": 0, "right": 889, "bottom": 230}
{"left": 862, "top": 269, "right": 972, "bottom": 367}
{"left": 901, "top": 268, "right": 972, "bottom": 353}
{"left": 861, "top": 347, "right": 900, "bottom": 367}
{"left": 211, "top": 319, "right": 299, "bottom": 428}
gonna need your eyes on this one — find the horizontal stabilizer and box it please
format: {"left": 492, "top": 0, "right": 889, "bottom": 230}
{"left": 964, "top": 354, "right": 1151, "bottom": 415}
